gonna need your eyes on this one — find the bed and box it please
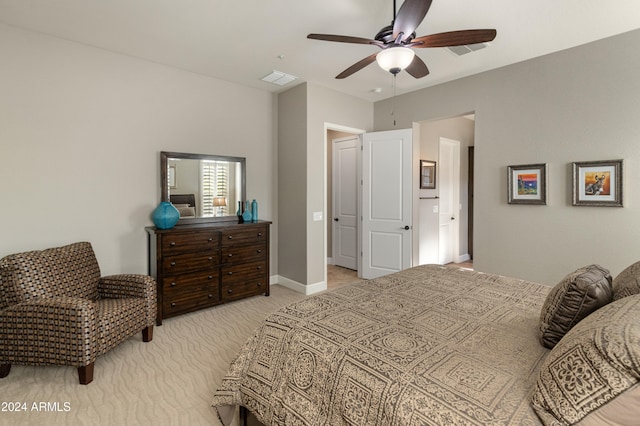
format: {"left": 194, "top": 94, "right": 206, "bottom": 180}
{"left": 212, "top": 263, "right": 640, "bottom": 426}
{"left": 169, "top": 194, "right": 196, "bottom": 217}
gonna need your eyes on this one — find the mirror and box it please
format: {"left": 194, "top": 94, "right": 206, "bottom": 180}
{"left": 161, "top": 151, "right": 246, "bottom": 223}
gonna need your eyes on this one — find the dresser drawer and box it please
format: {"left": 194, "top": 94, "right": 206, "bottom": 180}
{"left": 163, "top": 288, "right": 220, "bottom": 317}
{"left": 220, "top": 244, "right": 267, "bottom": 265}
{"left": 221, "top": 260, "right": 267, "bottom": 283}
{"left": 161, "top": 231, "right": 219, "bottom": 253}
{"left": 162, "top": 251, "right": 219, "bottom": 274}
{"left": 220, "top": 226, "right": 268, "bottom": 246}
{"left": 162, "top": 270, "right": 219, "bottom": 294}
{"left": 222, "top": 277, "right": 267, "bottom": 302}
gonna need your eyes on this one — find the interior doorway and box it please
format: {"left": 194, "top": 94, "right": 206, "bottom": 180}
{"left": 326, "top": 126, "right": 363, "bottom": 288}
{"left": 438, "top": 137, "right": 461, "bottom": 265}
{"left": 416, "top": 114, "right": 474, "bottom": 267}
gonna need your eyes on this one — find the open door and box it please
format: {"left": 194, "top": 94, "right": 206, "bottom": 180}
{"left": 361, "top": 129, "right": 413, "bottom": 279}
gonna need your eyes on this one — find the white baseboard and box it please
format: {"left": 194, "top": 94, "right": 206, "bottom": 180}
{"left": 327, "top": 257, "right": 334, "bottom": 265}
{"left": 273, "top": 275, "right": 326, "bottom": 295}
{"left": 456, "top": 253, "right": 471, "bottom": 263}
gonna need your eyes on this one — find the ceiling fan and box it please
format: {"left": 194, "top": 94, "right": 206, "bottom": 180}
{"left": 307, "top": 0, "right": 497, "bottom": 79}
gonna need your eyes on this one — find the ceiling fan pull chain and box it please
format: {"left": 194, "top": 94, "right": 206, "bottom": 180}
{"left": 392, "top": 74, "right": 397, "bottom": 126}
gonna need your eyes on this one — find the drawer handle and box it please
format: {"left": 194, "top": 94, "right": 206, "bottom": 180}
{"left": 170, "top": 262, "right": 176, "bottom": 267}
{"left": 256, "top": 266, "right": 262, "bottom": 271}
{"left": 171, "top": 302, "right": 176, "bottom": 307}
{"left": 257, "top": 249, "right": 262, "bottom": 254}
{"left": 208, "top": 257, "right": 213, "bottom": 261}
{"left": 257, "top": 232, "right": 263, "bottom": 237}
{"left": 170, "top": 242, "right": 176, "bottom": 247}
{"left": 227, "top": 271, "right": 233, "bottom": 275}
{"left": 227, "top": 253, "right": 233, "bottom": 257}
{"left": 208, "top": 294, "right": 214, "bottom": 298}
{"left": 227, "top": 289, "right": 233, "bottom": 294}
{"left": 208, "top": 275, "right": 213, "bottom": 280}
{"left": 208, "top": 238, "right": 213, "bottom": 242}
{"left": 257, "top": 283, "right": 262, "bottom": 287}
{"left": 227, "top": 235, "right": 233, "bottom": 240}
{"left": 170, "top": 282, "right": 177, "bottom": 287}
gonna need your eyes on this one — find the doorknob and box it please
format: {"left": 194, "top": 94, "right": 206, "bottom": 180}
{"left": 403, "top": 225, "right": 410, "bottom": 230}
{"left": 451, "top": 217, "right": 455, "bottom": 221}
{"left": 334, "top": 218, "right": 339, "bottom": 222}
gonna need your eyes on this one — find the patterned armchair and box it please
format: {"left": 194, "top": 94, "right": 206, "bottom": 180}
{"left": 0, "top": 242, "right": 156, "bottom": 384}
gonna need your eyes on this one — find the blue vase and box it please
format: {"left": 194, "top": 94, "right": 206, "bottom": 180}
{"left": 251, "top": 199, "right": 258, "bottom": 222}
{"left": 152, "top": 201, "right": 180, "bottom": 229}
{"left": 242, "top": 201, "right": 252, "bottom": 222}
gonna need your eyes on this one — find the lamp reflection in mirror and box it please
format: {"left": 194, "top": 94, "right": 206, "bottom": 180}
{"left": 376, "top": 47, "right": 415, "bottom": 75}
{"left": 213, "top": 197, "right": 227, "bottom": 216}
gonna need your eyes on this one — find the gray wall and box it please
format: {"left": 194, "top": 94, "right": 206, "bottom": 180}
{"left": 278, "top": 83, "right": 373, "bottom": 290}
{"left": 277, "top": 84, "right": 308, "bottom": 284}
{"left": 375, "top": 29, "right": 640, "bottom": 285}
{"left": 0, "top": 23, "right": 277, "bottom": 276}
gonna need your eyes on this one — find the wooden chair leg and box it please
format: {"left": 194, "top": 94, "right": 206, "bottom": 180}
{"left": 0, "top": 364, "right": 11, "bottom": 378}
{"left": 142, "top": 325, "right": 153, "bottom": 342}
{"left": 78, "top": 362, "right": 94, "bottom": 385}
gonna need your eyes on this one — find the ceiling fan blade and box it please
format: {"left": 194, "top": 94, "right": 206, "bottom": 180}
{"left": 405, "top": 55, "right": 430, "bottom": 78}
{"left": 411, "top": 29, "right": 497, "bottom": 48}
{"left": 336, "top": 53, "right": 379, "bottom": 79}
{"left": 393, "top": 0, "right": 433, "bottom": 42}
{"left": 308, "top": 33, "right": 383, "bottom": 47}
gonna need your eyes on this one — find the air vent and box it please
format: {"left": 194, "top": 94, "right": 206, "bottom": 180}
{"left": 261, "top": 70, "right": 298, "bottom": 86}
{"left": 447, "top": 42, "right": 488, "bottom": 56}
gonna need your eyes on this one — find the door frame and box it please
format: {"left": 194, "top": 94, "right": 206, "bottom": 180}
{"left": 324, "top": 124, "right": 366, "bottom": 284}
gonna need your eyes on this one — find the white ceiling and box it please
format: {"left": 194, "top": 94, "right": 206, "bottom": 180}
{"left": 1, "top": 0, "right": 640, "bottom": 102}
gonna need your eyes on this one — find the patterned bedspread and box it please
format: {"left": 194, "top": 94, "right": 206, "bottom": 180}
{"left": 212, "top": 265, "right": 551, "bottom": 425}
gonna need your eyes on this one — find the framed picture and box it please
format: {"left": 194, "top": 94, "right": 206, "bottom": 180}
{"left": 507, "top": 163, "right": 547, "bottom": 205}
{"left": 572, "top": 159, "right": 623, "bottom": 206}
{"left": 168, "top": 166, "right": 176, "bottom": 189}
{"left": 420, "top": 160, "right": 436, "bottom": 189}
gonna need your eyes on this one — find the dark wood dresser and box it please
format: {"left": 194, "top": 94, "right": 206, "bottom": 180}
{"left": 146, "top": 221, "right": 271, "bottom": 325}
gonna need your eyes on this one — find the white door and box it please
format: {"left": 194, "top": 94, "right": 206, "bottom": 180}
{"left": 361, "top": 129, "right": 413, "bottom": 279}
{"left": 332, "top": 136, "right": 359, "bottom": 270}
{"left": 438, "top": 138, "right": 460, "bottom": 264}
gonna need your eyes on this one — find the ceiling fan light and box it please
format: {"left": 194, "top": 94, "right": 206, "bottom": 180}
{"left": 376, "top": 47, "right": 415, "bottom": 74}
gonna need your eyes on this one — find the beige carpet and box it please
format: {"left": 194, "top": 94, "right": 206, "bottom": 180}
{"left": 1, "top": 285, "right": 308, "bottom": 426}
{"left": 326, "top": 264, "right": 364, "bottom": 289}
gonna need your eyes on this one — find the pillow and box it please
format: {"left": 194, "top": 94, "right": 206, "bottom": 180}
{"left": 538, "top": 264, "right": 612, "bottom": 349}
{"left": 531, "top": 294, "right": 640, "bottom": 425}
{"left": 177, "top": 206, "right": 195, "bottom": 217}
{"left": 613, "top": 260, "right": 640, "bottom": 301}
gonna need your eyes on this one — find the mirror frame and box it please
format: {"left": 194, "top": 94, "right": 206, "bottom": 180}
{"left": 160, "top": 151, "right": 246, "bottom": 224}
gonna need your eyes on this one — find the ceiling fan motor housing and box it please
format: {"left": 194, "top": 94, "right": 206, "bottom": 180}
{"left": 375, "top": 24, "right": 416, "bottom": 45}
